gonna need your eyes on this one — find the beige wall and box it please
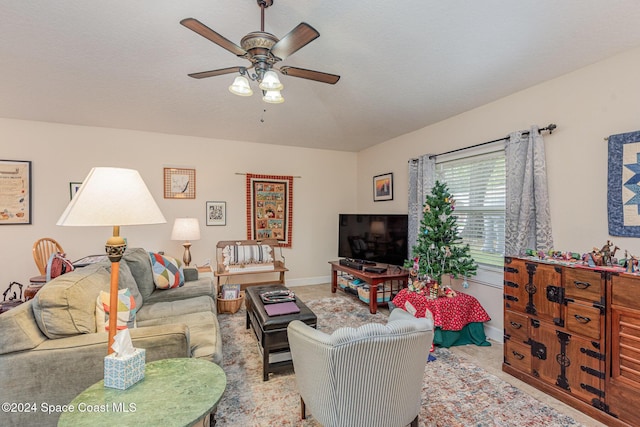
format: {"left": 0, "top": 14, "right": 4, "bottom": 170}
{"left": 1, "top": 119, "right": 357, "bottom": 287}
{"left": 4, "top": 46, "right": 640, "bottom": 340}
{"left": 356, "top": 46, "right": 640, "bottom": 338}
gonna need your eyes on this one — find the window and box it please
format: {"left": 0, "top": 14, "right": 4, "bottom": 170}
{"left": 436, "top": 150, "right": 505, "bottom": 267}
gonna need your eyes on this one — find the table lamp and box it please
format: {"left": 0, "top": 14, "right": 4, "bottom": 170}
{"left": 171, "top": 217, "right": 201, "bottom": 267}
{"left": 57, "top": 167, "right": 166, "bottom": 354}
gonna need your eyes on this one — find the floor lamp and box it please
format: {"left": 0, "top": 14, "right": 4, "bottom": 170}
{"left": 57, "top": 167, "right": 165, "bottom": 354}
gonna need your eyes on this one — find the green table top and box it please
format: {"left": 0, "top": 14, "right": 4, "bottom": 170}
{"left": 57, "top": 358, "right": 226, "bottom": 427}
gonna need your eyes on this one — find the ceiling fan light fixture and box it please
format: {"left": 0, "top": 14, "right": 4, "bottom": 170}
{"left": 259, "top": 70, "right": 283, "bottom": 91}
{"left": 262, "top": 90, "right": 284, "bottom": 104}
{"left": 229, "top": 75, "right": 253, "bottom": 96}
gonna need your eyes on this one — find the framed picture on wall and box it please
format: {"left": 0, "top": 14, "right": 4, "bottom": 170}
{"left": 69, "top": 182, "right": 82, "bottom": 200}
{"left": 164, "top": 167, "right": 196, "bottom": 199}
{"left": 373, "top": 172, "right": 393, "bottom": 202}
{"left": 0, "top": 159, "right": 31, "bottom": 224}
{"left": 206, "top": 201, "right": 226, "bottom": 226}
{"left": 246, "top": 174, "right": 294, "bottom": 247}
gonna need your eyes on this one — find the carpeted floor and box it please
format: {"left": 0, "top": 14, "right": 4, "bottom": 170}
{"left": 215, "top": 297, "right": 584, "bottom": 427}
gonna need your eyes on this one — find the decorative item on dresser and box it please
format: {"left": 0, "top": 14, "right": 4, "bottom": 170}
{"left": 503, "top": 256, "right": 640, "bottom": 427}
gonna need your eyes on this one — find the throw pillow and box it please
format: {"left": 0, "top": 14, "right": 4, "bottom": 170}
{"left": 96, "top": 288, "right": 137, "bottom": 332}
{"left": 149, "top": 252, "right": 184, "bottom": 289}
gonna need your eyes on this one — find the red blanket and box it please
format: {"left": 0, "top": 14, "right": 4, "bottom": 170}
{"left": 392, "top": 289, "right": 490, "bottom": 331}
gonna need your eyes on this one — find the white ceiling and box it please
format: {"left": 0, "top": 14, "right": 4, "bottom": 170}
{"left": 2, "top": 1, "right": 640, "bottom": 152}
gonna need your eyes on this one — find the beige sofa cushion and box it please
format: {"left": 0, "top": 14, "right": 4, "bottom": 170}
{"left": 32, "top": 265, "right": 111, "bottom": 339}
{"left": 0, "top": 301, "right": 46, "bottom": 354}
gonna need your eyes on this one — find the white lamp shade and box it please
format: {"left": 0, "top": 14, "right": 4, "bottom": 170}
{"left": 171, "top": 218, "right": 201, "bottom": 241}
{"left": 262, "top": 90, "right": 284, "bottom": 104}
{"left": 229, "top": 75, "right": 253, "bottom": 96}
{"left": 259, "top": 70, "right": 283, "bottom": 91}
{"left": 57, "top": 167, "right": 166, "bottom": 227}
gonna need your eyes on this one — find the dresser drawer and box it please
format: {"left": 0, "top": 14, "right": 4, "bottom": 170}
{"left": 564, "top": 268, "right": 602, "bottom": 302}
{"left": 611, "top": 274, "right": 640, "bottom": 310}
{"left": 504, "top": 310, "right": 528, "bottom": 343}
{"left": 566, "top": 300, "right": 601, "bottom": 340}
{"left": 505, "top": 340, "right": 531, "bottom": 372}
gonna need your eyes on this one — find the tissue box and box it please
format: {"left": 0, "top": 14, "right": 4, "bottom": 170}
{"left": 104, "top": 348, "right": 146, "bottom": 390}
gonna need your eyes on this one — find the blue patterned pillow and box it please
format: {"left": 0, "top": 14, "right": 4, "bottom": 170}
{"left": 149, "top": 253, "right": 184, "bottom": 289}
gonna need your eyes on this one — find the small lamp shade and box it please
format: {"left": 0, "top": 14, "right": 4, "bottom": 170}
{"left": 171, "top": 218, "right": 200, "bottom": 267}
{"left": 171, "top": 218, "right": 201, "bottom": 241}
{"left": 262, "top": 90, "right": 284, "bottom": 104}
{"left": 259, "top": 70, "right": 283, "bottom": 91}
{"left": 229, "top": 75, "right": 253, "bottom": 96}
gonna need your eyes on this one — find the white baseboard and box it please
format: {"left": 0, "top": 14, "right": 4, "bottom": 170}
{"left": 286, "top": 276, "right": 331, "bottom": 287}
{"left": 484, "top": 324, "right": 503, "bottom": 344}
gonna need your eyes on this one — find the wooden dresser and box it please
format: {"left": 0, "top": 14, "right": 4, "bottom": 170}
{"left": 503, "top": 257, "right": 640, "bottom": 427}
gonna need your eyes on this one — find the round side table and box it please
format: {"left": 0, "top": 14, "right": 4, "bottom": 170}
{"left": 58, "top": 358, "right": 226, "bottom": 427}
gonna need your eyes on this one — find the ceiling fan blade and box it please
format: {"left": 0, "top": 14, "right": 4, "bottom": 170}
{"left": 180, "top": 18, "right": 247, "bottom": 57}
{"left": 270, "top": 23, "right": 319, "bottom": 60}
{"left": 188, "top": 66, "right": 243, "bottom": 79}
{"left": 279, "top": 66, "right": 340, "bottom": 84}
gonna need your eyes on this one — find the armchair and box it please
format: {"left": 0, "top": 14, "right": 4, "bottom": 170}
{"left": 288, "top": 308, "right": 434, "bottom": 427}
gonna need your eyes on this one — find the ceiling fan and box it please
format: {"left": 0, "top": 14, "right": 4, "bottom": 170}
{"left": 180, "top": 0, "right": 340, "bottom": 102}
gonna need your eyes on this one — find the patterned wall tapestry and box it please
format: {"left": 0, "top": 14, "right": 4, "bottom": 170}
{"left": 246, "top": 173, "right": 294, "bottom": 247}
{"left": 608, "top": 130, "right": 640, "bottom": 236}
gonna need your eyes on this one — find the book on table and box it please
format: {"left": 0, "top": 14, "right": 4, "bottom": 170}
{"left": 264, "top": 301, "right": 300, "bottom": 316}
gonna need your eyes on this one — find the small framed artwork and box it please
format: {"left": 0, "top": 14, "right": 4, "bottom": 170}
{"left": 206, "top": 201, "right": 226, "bottom": 226}
{"left": 373, "top": 172, "right": 393, "bottom": 202}
{"left": 69, "top": 182, "right": 82, "bottom": 200}
{"left": 0, "top": 159, "right": 31, "bottom": 224}
{"left": 164, "top": 167, "right": 196, "bottom": 199}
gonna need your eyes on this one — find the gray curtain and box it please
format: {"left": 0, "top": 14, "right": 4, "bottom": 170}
{"left": 504, "top": 126, "right": 554, "bottom": 256}
{"left": 407, "top": 154, "right": 436, "bottom": 254}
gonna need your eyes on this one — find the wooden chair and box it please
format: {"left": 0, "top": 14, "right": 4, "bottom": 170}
{"left": 32, "top": 237, "right": 64, "bottom": 275}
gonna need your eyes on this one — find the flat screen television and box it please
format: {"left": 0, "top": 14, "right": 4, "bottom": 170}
{"left": 338, "top": 214, "right": 409, "bottom": 266}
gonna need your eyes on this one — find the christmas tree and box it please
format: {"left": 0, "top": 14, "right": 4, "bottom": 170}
{"left": 407, "top": 180, "right": 477, "bottom": 287}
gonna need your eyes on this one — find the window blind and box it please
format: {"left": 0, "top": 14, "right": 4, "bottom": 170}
{"left": 436, "top": 150, "right": 506, "bottom": 267}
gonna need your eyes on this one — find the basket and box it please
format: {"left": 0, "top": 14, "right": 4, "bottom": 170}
{"left": 217, "top": 291, "right": 245, "bottom": 314}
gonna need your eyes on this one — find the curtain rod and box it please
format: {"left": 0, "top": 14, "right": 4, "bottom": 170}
{"left": 427, "top": 123, "right": 557, "bottom": 159}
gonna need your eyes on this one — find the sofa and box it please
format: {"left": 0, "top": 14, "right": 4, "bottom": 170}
{"left": 0, "top": 248, "right": 222, "bottom": 427}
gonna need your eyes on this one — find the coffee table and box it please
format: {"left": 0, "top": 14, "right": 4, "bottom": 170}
{"left": 57, "top": 358, "right": 226, "bottom": 427}
{"left": 245, "top": 285, "right": 317, "bottom": 381}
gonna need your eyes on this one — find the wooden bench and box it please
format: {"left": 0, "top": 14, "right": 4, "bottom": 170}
{"left": 214, "top": 239, "right": 288, "bottom": 290}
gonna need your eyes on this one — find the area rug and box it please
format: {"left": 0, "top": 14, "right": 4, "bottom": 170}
{"left": 215, "top": 297, "right": 583, "bottom": 427}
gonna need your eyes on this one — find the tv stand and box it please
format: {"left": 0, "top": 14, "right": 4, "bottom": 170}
{"left": 329, "top": 261, "right": 409, "bottom": 314}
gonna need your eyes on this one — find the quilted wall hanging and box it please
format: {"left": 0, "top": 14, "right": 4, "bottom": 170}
{"left": 608, "top": 130, "right": 640, "bottom": 236}
{"left": 246, "top": 173, "right": 294, "bottom": 247}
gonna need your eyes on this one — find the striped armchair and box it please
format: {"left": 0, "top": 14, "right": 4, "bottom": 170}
{"left": 287, "top": 308, "right": 434, "bottom": 427}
